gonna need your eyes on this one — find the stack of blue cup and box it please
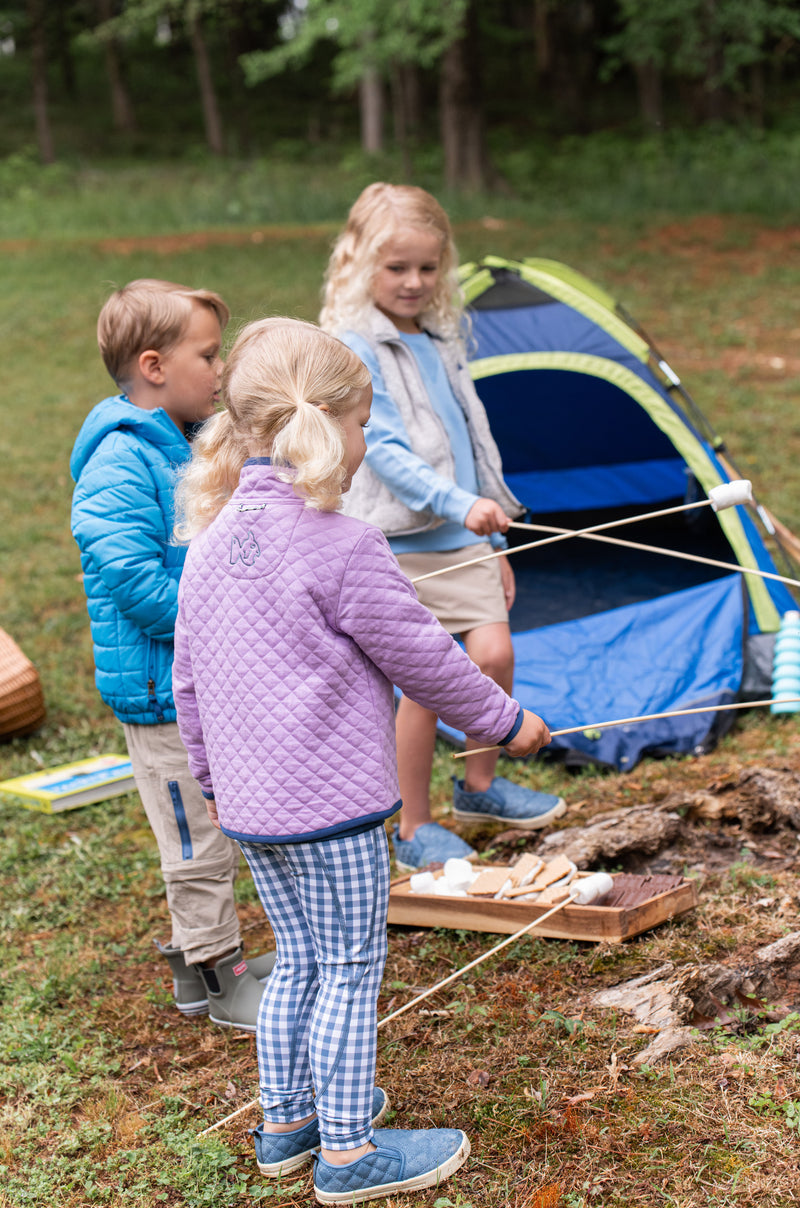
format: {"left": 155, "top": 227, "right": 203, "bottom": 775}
{"left": 770, "top": 610, "right": 800, "bottom": 713}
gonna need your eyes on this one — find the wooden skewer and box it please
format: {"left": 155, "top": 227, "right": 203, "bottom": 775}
{"left": 411, "top": 496, "right": 732, "bottom": 585}
{"left": 505, "top": 521, "right": 800, "bottom": 592}
{"left": 451, "top": 697, "right": 800, "bottom": 759}
{"left": 198, "top": 882, "right": 605, "bottom": 1138}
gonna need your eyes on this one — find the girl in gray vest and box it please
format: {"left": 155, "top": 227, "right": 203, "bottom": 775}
{"left": 321, "top": 183, "right": 566, "bottom": 871}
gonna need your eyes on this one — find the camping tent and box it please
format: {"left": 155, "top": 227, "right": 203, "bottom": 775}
{"left": 442, "top": 256, "right": 798, "bottom": 770}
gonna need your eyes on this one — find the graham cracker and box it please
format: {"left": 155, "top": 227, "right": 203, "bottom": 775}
{"left": 466, "top": 867, "right": 511, "bottom": 897}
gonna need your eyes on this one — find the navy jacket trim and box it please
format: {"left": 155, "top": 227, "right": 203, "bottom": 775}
{"left": 498, "top": 704, "right": 524, "bottom": 747}
{"left": 220, "top": 800, "right": 400, "bottom": 845}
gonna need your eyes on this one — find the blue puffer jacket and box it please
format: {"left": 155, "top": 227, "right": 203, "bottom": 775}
{"left": 70, "top": 395, "right": 190, "bottom": 725}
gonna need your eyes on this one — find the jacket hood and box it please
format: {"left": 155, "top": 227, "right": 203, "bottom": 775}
{"left": 70, "top": 394, "right": 188, "bottom": 481}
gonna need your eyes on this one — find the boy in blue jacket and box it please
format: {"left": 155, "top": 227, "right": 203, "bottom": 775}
{"left": 71, "top": 279, "right": 273, "bottom": 1031}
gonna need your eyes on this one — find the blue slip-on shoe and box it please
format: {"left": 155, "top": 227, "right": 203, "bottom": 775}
{"left": 391, "top": 822, "right": 476, "bottom": 873}
{"left": 452, "top": 775, "right": 566, "bottom": 829}
{"left": 253, "top": 1087, "right": 389, "bottom": 1178}
{"left": 313, "top": 1126, "right": 470, "bottom": 1204}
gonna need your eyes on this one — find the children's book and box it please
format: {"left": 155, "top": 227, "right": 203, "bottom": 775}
{"left": 0, "top": 754, "right": 136, "bottom": 813}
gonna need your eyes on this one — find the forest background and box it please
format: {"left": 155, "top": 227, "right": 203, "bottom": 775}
{"left": 4, "top": 3, "right": 800, "bottom": 1207}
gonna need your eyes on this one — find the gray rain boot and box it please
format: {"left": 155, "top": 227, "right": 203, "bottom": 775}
{"left": 197, "top": 947, "right": 267, "bottom": 1032}
{"left": 154, "top": 941, "right": 276, "bottom": 1020}
{"left": 154, "top": 940, "right": 210, "bottom": 1016}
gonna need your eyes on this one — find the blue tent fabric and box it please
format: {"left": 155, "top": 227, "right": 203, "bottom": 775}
{"left": 438, "top": 575, "right": 744, "bottom": 769}
{"left": 429, "top": 258, "right": 800, "bottom": 770}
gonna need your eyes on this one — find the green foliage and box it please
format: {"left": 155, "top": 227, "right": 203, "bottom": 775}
{"left": 605, "top": 0, "right": 800, "bottom": 89}
{"left": 725, "top": 860, "right": 776, "bottom": 890}
{"left": 242, "top": 0, "right": 468, "bottom": 90}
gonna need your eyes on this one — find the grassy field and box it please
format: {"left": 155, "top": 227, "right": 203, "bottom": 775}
{"left": 3, "top": 162, "right": 800, "bottom": 1207}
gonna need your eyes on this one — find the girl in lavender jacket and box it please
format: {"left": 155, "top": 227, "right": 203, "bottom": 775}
{"left": 173, "top": 317, "right": 550, "bottom": 1204}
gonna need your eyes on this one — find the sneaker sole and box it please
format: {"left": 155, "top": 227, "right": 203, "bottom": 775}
{"left": 257, "top": 1094, "right": 391, "bottom": 1178}
{"left": 314, "top": 1132, "right": 470, "bottom": 1204}
{"left": 452, "top": 797, "right": 567, "bottom": 830}
{"left": 393, "top": 857, "right": 418, "bottom": 874}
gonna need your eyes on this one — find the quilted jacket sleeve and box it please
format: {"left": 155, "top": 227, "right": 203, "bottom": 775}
{"left": 71, "top": 436, "right": 179, "bottom": 641}
{"left": 173, "top": 595, "right": 213, "bottom": 796}
{"left": 335, "top": 526, "right": 519, "bottom": 745}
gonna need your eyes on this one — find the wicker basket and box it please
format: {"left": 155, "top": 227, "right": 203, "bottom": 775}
{"left": 0, "top": 627, "right": 46, "bottom": 740}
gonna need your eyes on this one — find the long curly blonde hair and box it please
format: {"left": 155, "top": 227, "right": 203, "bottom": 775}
{"left": 175, "top": 318, "right": 371, "bottom": 538}
{"left": 319, "top": 183, "right": 464, "bottom": 340}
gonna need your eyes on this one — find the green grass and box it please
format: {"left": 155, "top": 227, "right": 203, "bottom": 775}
{"left": 4, "top": 162, "right": 800, "bottom": 1206}
{"left": 4, "top": 127, "right": 800, "bottom": 241}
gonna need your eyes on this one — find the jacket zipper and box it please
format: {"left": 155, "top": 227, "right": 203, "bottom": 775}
{"left": 146, "top": 639, "right": 165, "bottom": 722}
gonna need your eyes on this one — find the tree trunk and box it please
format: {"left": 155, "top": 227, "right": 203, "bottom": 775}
{"left": 750, "top": 61, "right": 765, "bottom": 128}
{"left": 634, "top": 60, "right": 663, "bottom": 131}
{"left": 390, "top": 64, "right": 420, "bottom": 176}
{"left": 359, "top": 63, "right": 383, "bottom": 154}
{"left": 27, "top": 0, "right": 54, "bottom": 163}
{"left": 188, "top": 7, "right": 224, "bottom": 155}
{"left": 97, "top": 0, "right": 136, "bottom": 134}
{"left": 53, "top": 2, "right": 77, "bottom": 98}
{"left": 533, "top": 0, "right": 551, "bottom": 78}
{"left": 439, "top": 4, "right": 490, "bottom": 191}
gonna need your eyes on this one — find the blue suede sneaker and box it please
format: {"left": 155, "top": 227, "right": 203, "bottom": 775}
{"left": 452, "top": 776, "right": 566, "bottom": 829}
{"left": 391, "top": 822, "right": 476, "bottom": 873}
{"left": 313, "top": 1127, "right": 470, "bottom": 1204}
{"left": 253, "top": 1088, "right": 389, "bottom": 1178}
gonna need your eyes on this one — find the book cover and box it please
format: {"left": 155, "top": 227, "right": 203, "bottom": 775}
{"left": 0, "top": 754, "right": 136, "bottom": 813}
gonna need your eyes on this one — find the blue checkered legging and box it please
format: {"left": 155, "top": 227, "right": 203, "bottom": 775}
{"left": 239, "top": 825, "right": 390, "bottom": 1150}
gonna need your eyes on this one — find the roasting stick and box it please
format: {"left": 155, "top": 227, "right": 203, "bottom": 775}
{"left": 451, "top": 697, "right": 800, "bottom": 760}
{"left": 505, "top": 521, "right": 800, "bottom": 592}
{"left": 411, "top": 480, "right": 756, "bottom": 586}
{"left": 198, "top": 873, "right": 614, "bottom": 1138}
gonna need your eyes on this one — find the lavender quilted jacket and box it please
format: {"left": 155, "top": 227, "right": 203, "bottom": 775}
{"left": 173, "top": 461, "right": 521, "bottom": 843}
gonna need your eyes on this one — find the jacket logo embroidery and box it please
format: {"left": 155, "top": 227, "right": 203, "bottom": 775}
{"left": 230, "top": 531, "right": 261, "bottom": 566}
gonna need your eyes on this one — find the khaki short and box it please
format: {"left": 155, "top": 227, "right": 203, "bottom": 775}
{"left": 396, "top": 542, "right": 508, "bottom": 636}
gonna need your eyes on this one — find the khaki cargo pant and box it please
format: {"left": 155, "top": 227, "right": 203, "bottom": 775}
{"left": 122, "top": 721, "right": 241, "bottom": 965}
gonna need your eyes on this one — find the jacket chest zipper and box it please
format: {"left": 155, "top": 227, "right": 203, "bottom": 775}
{"left": 146, "top": 641, "right": 165, "bottom": 722}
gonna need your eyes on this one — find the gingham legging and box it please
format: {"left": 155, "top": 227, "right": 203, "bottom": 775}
{"left": 239, "top": 826, "right": 390, "bottom": 1150}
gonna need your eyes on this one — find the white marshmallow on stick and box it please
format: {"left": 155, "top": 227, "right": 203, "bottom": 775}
{"left": 569, "top": 872, "right": 614, "bottom": 904}
{"left": 708, "top": 479, "right": 753, "bottom": 511}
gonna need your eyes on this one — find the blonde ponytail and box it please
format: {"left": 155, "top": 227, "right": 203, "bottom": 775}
{"left": 176, "top": 317, "right": 370, "bottom": 538}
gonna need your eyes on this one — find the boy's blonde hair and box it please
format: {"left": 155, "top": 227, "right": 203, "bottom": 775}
{"left": 98, "top": 278, "right": 230, "bottom": 386}
{"left": 175, "top": 317, "right": 371, "bottom": 537}
{"left": 319, "top": 182, "right": 463, "bottom": 339}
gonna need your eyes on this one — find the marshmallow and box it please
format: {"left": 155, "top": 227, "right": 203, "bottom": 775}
{"left": 409, "top": 871, "right": 437, "bottom": 895}
{"left": 569, "top": 872, "right": 614, "bottom": 905}
{"left": 434, "top": 880, "right": 467, "bottom": 897}
{"left": 709, "top": 480, "right": 753, "bottom": 511}
{"left": 443, "top": 857, "right": 476, "bottom": 891}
